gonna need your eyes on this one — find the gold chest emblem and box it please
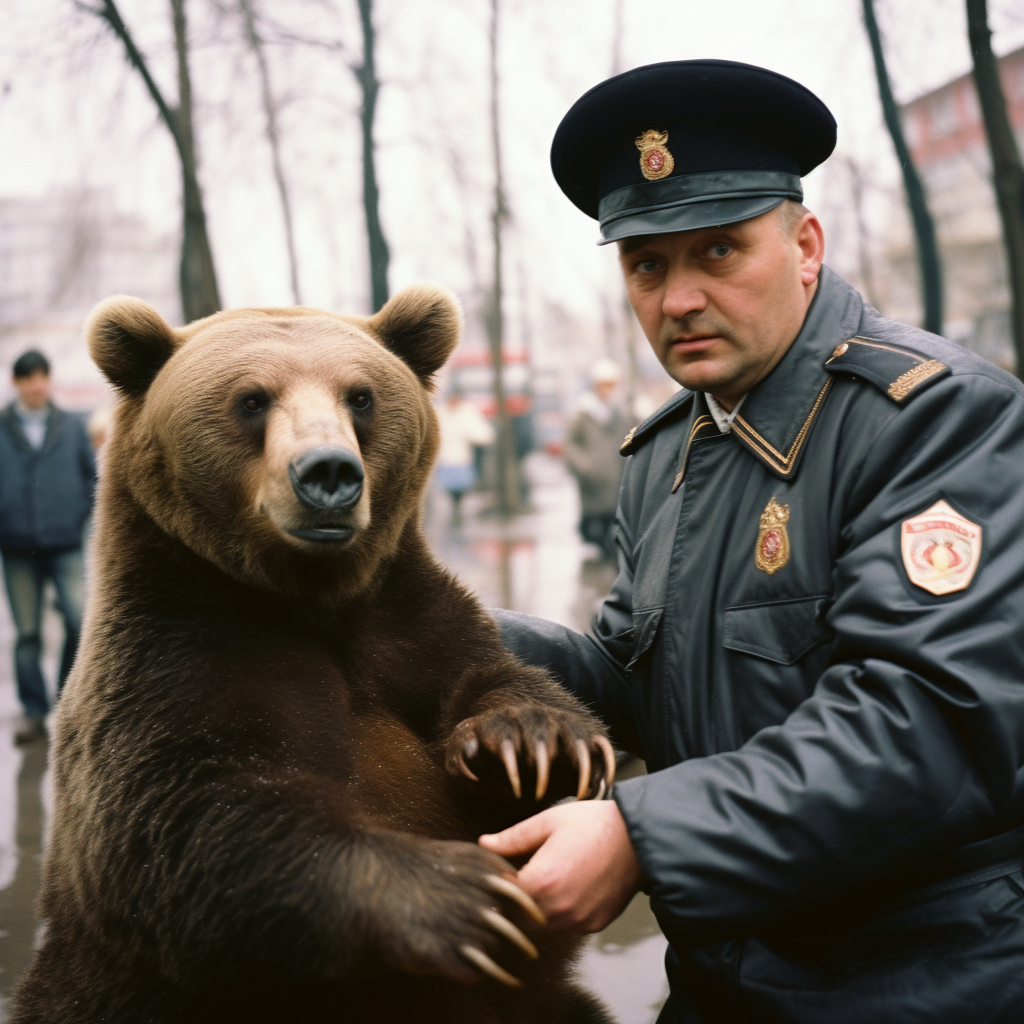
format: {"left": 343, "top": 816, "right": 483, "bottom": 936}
{"left": 756, "top": 497, "right": 790, "bottom": 575}
{"left": 635, "top": 129, "right": 675, "bottom": 181}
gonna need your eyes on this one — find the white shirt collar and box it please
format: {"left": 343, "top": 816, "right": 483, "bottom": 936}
{"left": 704, "top": 393, "right": 746, "bottom": 433}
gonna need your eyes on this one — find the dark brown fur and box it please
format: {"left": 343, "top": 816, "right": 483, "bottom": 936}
{"left": 11, "top": 287, "right": 613, "bottom": 1024}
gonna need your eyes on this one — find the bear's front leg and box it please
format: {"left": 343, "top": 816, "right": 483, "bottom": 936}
{"left": 445, "top": 692, "right": 616, "bottom": 805}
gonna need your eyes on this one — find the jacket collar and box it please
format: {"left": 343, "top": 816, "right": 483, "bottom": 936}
{"left": 3, "top": 401, "right": 63, "bottom": 454}
{"left": 729, "top": 265, "right": 863, "bottom": 480}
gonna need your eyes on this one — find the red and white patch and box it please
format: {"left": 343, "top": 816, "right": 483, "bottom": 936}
{"left": 900, "top": 499, "right": 981, "bottom": 596}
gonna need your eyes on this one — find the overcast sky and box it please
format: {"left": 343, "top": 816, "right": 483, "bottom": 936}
{"left": 2, "top": 0, "right": 1023, "bottom": 332}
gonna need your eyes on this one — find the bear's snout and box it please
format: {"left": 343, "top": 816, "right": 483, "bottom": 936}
{"left": 289, "top": 446, "right": 365, "bottom": 512}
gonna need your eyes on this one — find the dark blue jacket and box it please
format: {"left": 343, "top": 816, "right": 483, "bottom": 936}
{"left": 498, "top": 268, "right": 1024, "bottom": 1023}
{"left": 0, "top": 402, "right": 96, "bottom": 553}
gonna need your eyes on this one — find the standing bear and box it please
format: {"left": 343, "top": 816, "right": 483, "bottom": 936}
{"left": 11, "top": 286, "right": 616, "bottom": 1024}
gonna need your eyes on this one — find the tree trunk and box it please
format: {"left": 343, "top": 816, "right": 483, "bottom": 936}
{"left": 239, "top": 0, "right": 302, "bottom": 305}
{"left": 487, "top": 0, "right": 524, "bottom": 516}
{"left": 170, "top": 0, "right": 221, "bottom": 321}
{"left": 862, "top": 0, "right": 943, "bottom": 335}
{"left": 354, "top": 0, "right": 390, "bottom": 313}
{"left": 610, "top": 0, "right": 640, "bottom": 418}
{"left": 94, "top": 0, "right": 221, "bottom": 323}
{"left": 967, "top": 0, "right": 1024, "bottom": 375}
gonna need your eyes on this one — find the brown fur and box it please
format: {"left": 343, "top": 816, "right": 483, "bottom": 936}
{"left": 11, "top": 287, "right": 613, "bottom": 1024}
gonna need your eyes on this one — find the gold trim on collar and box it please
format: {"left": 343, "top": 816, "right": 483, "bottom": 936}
{"left": 671, "top": 415, "right": 714, "bottom": 492}
{"left": 888, "top": 360, "right": 946, "bottom": 401}
{"left": 732, "top": 377, "right": 833, "bottom": 477}
{"left": 620, "top": 425, "right": 638, "bottom": 452}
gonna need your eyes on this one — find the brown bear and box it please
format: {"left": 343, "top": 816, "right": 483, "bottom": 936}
{"left": 10, "top": 286, "right": 617, "bottom": 1024}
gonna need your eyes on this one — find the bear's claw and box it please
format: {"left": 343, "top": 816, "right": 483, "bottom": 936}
{"left": 460, "top": 944, "right": 523, "bottom": 987}
{"left": 486, "top": 874, "right": 547, "bottom": 925}
{"left": 595, "top": 735, "right": 617, "bottom": 795}
{"left": 480, "top": 908, "right": 539, "bottom": 959}
{"left": 500, "top": 738, "right": 522, "bottom": 799}
{"left": 455, "top": 738, "right": 481, "bottom": 783}
{"left": 534, "top": 740, "right": 550, "bottom": 801}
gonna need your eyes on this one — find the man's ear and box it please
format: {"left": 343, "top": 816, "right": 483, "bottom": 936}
{"left": 87, "top": 296, "right": 179, "bottom": 396}
{"left": 367, "top": 283, "right": 462, "bottom": 385}
{"left": 796, "top": 211, "right": 825, "bottom": 287}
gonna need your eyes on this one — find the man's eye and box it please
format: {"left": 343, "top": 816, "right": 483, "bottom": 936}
{"left": 635, "top": 258, "right": 660, "bottom": 273}
{"left": 708, "top": 244, "right": 732, "bottom": 259}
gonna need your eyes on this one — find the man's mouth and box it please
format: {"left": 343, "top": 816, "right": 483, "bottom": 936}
{"left": 670, "top": 335, "right": 720, "bottom": 353}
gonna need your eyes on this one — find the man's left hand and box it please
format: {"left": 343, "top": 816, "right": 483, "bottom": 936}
{"left": 478, "top": 799, "right": 643, "bottom": 932}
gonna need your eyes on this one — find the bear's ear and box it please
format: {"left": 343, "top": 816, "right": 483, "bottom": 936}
{"left": 368, "top": 283, "right": 462, "bottom": 385}
{"left": 87, "top": 296, "right": 179, "bottom": 396}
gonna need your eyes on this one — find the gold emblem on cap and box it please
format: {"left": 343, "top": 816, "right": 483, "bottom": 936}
{"left": 755, "top": 497, "right": 790, "bottom": 575}
{"left": 635, "top": 129, "right": 674, "bottom": 181}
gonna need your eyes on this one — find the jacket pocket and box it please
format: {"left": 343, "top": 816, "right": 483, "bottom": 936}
{"left": 723, "top": 596, "right": 831, "bottom": 665}
{"left": 626, "top": 608, "right": 663, "bottom": 671}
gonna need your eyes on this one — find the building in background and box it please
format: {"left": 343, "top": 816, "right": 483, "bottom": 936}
{"left": 0, "top": 190, "right": 178, "bottom": 410}
{"left": 885, "top": 45, "right": 1024, "bottom": 368}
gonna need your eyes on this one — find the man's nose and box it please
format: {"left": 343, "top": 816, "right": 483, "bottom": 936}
{"left": 661, "top": 267, "right": 707, "bottom": 321}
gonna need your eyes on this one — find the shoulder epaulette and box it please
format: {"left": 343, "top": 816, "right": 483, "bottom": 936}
{"left": 619, "top": 389, "right": 695, "bottom": 456}
{"left": 824, "top": 335, "right": 951, "bottom": 403}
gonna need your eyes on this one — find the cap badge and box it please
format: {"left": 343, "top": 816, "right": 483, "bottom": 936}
{"left": 635, "top": 129, "right": 675, "bottom": 181}
{"left": 755, "top": 497, "right": 790, "bottom": 575}
{"left": 901, "top": 499, "right": 981, "bottom": 595}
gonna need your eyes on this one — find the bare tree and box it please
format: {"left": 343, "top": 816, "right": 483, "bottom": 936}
{"left": 486, "top": 0, "right": 525, "bottom": 516}
{"left": 967, "top": 0, "right": 1024, "bottom": 374}
{"left": 840, "top": 155, "right": 883, "bottom": 311}
{"left": 81, "top": 0, "right": 221, "bottom": 322}
{"left": 230, "top": 2, "right": 390, "bottom": 314}
{"left": 238, "top": 0, "right": 302, "bottom": 305}
{"left": 609, "top": 0, "right": 640, "bottom": 418}
{"left": 354, "top": 0, "right": 389, "bottom": 312}
{"left": 862, "top": 0, "right": 943, "bottom": 335}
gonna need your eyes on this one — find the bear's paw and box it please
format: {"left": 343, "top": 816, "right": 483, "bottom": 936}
{"left": 447, "top": 705, "right": 616, "bottom": 804}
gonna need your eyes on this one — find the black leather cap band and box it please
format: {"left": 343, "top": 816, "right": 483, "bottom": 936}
{"left": 597, "top": 169, "right": 803, "bottom": 243}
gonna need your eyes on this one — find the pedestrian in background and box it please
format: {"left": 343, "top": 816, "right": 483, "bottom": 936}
{"left": 0, "top": 350, "right": 96, "bottom": 743}
{"left": 435, "top": 387, "right": 495, "bottom": 524}
{"left": 564, "top": 358, "right": 629, "bottom": 560}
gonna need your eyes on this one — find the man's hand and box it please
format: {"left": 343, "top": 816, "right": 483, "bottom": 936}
{"left": 478, "top": 799, "right": 643, "bottom": 932}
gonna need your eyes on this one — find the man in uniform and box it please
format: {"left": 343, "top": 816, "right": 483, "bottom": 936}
{"left": 481, "top": 60, "right": 1024, "bottom": 1022}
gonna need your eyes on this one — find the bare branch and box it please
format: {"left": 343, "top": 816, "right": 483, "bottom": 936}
{"left": 84, "top": 0, "right": 187, "bottom": 164}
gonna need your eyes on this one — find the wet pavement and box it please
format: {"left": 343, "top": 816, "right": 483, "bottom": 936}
{"left": 0, "top": 452, "right": 667, "bottom": 1022}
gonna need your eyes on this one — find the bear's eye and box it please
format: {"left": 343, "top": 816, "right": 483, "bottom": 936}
{"left": 349, "top": 390, "right": 373, "bottom": 412}
{"left": 240, "top": 393, "right": 269, "bottom": 414}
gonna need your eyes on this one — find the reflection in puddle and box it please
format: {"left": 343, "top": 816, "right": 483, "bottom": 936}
{"left": 580, "top": 896, "right": 669, "bottom": 1024}
{"left": 0, "top": 734, "right": 48, "bottom": 1019}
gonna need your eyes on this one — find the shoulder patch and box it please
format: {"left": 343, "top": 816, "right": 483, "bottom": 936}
{"left": 620, "top": 389, "right": 695, "bottom": 456}
{"left": 824, "top": 336, "right": 950, "bottom": 403}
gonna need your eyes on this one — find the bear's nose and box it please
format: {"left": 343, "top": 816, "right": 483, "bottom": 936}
{"left": 289, "top": 447, "right": 364, "bottom": 511}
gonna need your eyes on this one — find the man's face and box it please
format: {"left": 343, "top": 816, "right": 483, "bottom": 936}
{"left": 14, "top": 370, "right": 51, "bottom": 410}
{"left": 617, "top": 206, "right": 823, "bottom": 407}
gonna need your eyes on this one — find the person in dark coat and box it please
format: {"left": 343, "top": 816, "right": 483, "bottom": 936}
{"left": 482, "top": 61, "right": 1024, "bottom": 1023}
{"left": 0, "top": 350, "right": 96, "bottom": 743}
{"left": 564, "top": 358, "right": 630, "bottom": 560}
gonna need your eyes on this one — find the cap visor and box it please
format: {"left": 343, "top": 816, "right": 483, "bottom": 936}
{"left": 598, "top": 195, "right": 787, "bottom": 245}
